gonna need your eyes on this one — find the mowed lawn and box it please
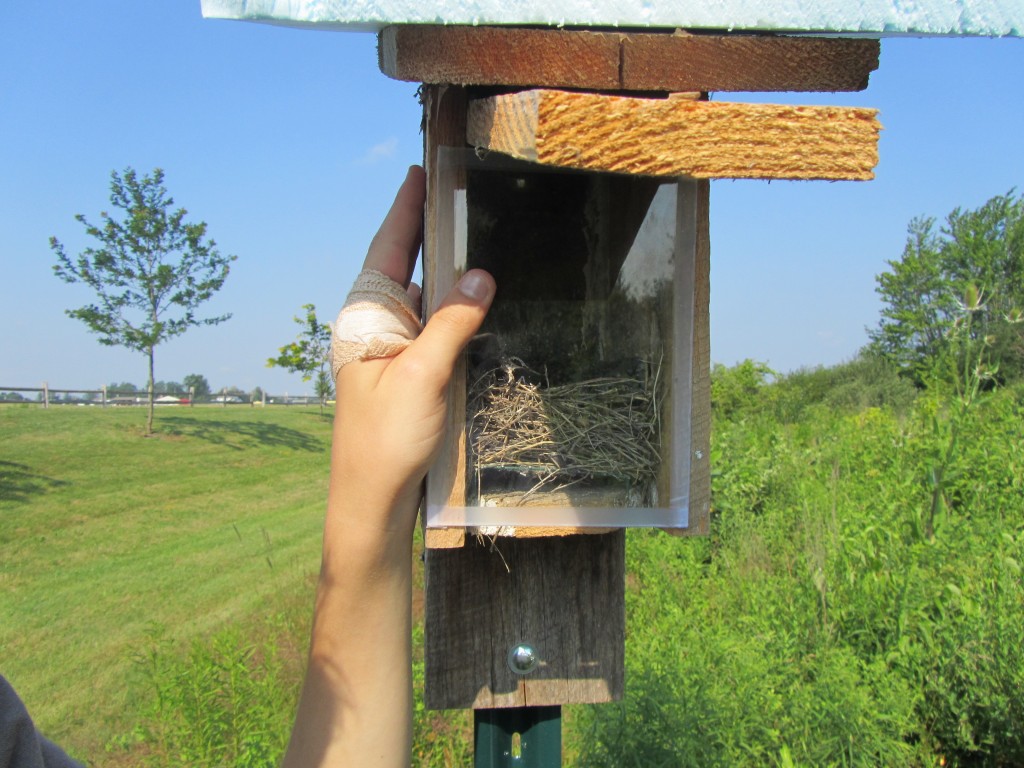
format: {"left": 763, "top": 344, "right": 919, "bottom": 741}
{"left": 0, "top": 405, "right": 331, "bottom": 757}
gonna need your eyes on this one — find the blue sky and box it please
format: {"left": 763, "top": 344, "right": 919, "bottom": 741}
{"left": 1, "top": 3, "right": 1021, "bottom": 395}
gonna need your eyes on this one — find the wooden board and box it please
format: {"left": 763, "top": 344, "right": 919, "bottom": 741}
{"left": 621, "top": 32, "right": 879, "bottom": 92}
{"left": 422, "top": 85, "right": 469, "bottom": 550}
{"left": 379, "top": 26, "right": 879, "bottom": 93}
{"left": 380, "top": 26, "right": 620, "bottom": 91}
{"left": 467, "top": 89, "right": 881, "bottom": 180}
{"left": 424, "top": 531, "right": 625, "bottom": 709}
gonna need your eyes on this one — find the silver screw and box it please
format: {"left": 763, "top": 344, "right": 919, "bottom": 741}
{"left": 507, "top": 643, "right": 539, "bottom": 675}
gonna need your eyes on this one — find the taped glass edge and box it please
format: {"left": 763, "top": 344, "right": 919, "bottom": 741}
{"left": 426, "top": 503, "right": 688, "bottom": 528}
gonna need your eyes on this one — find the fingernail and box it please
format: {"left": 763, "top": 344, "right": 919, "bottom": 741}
{"left": 458, "top": 271, "right": 491, "bottom": 302}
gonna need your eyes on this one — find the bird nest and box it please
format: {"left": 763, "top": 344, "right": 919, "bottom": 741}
{"left": 468, "top": 359, "right": 661, "bottom": 501}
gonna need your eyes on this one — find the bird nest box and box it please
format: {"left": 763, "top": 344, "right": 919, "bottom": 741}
{"left": 424, "top": 146, "right": 708, "bottom": 540}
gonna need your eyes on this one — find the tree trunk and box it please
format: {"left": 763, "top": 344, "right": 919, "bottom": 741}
{"left": 146, "top": 346, "right": 155, "bottom": 436}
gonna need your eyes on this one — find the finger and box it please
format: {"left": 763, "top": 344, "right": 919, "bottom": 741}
{"left": 363, "top": 166, "right": 426, "bottom": 286}
{"left": 407, "top": 282, "right": 422, "bottom": 317}
{"left": 400, "top": 270, "right": 495, "bottom": 382}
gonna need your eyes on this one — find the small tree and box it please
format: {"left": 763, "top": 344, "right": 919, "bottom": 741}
{"left": 267, "top": 304, "right": 333, "bottom": 414}
{"left": 51, "top": 168, "right": 236, "bottom": 435}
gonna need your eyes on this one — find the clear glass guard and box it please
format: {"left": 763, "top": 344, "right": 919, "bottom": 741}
{"left": 427, "top": 149, "right": 694, "bottom": 529}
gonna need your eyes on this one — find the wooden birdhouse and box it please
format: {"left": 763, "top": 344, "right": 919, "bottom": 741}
{"left": 391, "top": 28, "right": 883, "bottom": 709}
{"left": 396, "top": 30, "right": 884, "bottom": 550}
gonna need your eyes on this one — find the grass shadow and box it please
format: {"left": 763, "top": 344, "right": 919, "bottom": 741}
{"left": 0, "top": 460, "right": 69, "bottom": 503}
{"left": 158, "top": 416, "right": 326, "bottom": 452}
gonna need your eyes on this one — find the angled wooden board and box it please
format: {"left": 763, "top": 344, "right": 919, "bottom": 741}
{"left": 379, "top": 26, "right": 879, "bottom": 92}
{"left": 467, "top": 89, "right": 881, "bottom": 180}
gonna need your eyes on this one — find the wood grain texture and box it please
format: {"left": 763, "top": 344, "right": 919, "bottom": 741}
{"left": 380, "top": 25, "right": 621, "bottom": 90}
{"left": 423, "top": 85, "right": 468, "bottom": 550}
{"left": 379, "top": 25, "right": 879, "bottom": 92}
{"left": 425, "top": 527, "right": 467, "bottom": 549}
{"left": 621, "top": 33, "right": 878, "bottom": 92}
{"left": 424, "top": 532, "right": 625, "bottom": 709}
{"left": 467, "top": 89, "right": 881, "bottom": 180}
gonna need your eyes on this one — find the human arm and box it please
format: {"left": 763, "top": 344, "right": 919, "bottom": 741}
{"left": 282, "top": 165, "right": 495, "bottom": 767}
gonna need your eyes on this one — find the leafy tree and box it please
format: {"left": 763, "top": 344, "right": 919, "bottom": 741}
{"left": 869, "top": 192, "right": 1024, "bottom": 384}
{"left": 183, "top": 373, "right": 211, "bottom": 399}
{"left": 267, "top": 304, "right": 333, "bottom": 414}
{"left": 50, "top": 167, "right": 236, "bottom": 435}
{"left": 710, "top": 359, "right": 775, "bottom": 419}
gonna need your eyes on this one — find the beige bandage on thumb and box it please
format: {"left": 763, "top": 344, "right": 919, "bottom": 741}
{"left": 331, "top": 269, "right": 423, "bottom": 379}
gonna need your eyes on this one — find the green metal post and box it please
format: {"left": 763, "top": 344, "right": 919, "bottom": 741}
{"left": 474, "top": 706, "right": 562, "bottom": 767}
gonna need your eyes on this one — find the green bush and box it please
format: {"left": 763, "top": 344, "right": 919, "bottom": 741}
{"left": 570, "top": 358, "right": 1024, "bottom": 767}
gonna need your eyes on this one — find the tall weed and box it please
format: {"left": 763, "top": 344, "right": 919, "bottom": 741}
{"left": 131, "top": 626, "right": 296, "bottom": 767}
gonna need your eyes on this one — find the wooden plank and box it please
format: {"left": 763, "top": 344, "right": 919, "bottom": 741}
{"left": 423, "top": 84, "right": 469, "bottom": 550}
{"left": 380, "top": 25, "right": 621, "bottom": 90}
{"left": 467, "top": 89, "right": 881, "bottom": 181}
{"left": 424, "top": 532, "right": 625, "bottom": 709}
{"left": 621, "top": 32, "right": 878, "bottom": 92}
{"left": 379, "top": 25, "right": 878, "bottom": 92}
{"left": 425, "top": 526, "right": 466, "bottom": 548}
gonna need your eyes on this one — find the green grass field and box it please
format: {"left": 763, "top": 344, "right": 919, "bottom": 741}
{"left": 0, "top": 405, "right": 330, "bottom": 759}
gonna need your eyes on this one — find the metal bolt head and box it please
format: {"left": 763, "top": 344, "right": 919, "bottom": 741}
{"left": 507, "top": 643, "right": 539, "bottom": 675}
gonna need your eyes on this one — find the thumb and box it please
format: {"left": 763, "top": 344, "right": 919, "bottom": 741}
{"left": 404, "top": 269, "right": 495, "bottom": 378}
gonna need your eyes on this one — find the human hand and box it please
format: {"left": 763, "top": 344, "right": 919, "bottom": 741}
{"left": 329, "top": 165, "right": 495, "bottom": 540}
{"left": 286, "top": 165, "right": 489, "bottom": 768}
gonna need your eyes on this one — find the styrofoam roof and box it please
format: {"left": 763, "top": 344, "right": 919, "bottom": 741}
{"left": 200, "top": 0, "right": 1024, "bottom": 36}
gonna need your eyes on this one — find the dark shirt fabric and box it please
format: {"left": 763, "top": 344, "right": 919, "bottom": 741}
{"left": 0, "top": 676, "right": 83, "bottom": 768}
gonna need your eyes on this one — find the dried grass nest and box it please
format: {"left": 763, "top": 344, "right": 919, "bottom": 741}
{"left": 468, "top": 359, "right": 661, "bottom": 492}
